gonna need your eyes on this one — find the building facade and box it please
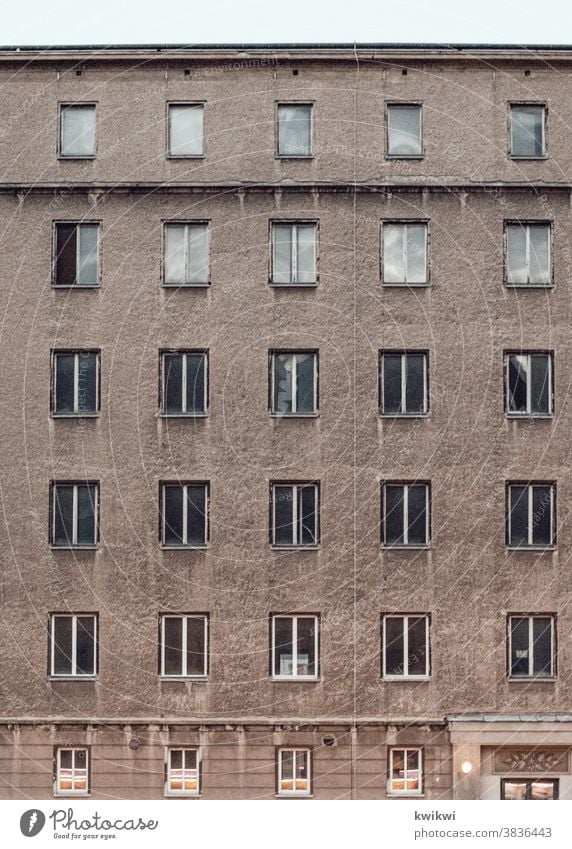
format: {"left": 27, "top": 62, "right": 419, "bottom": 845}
{"left": 0, "top": 42, "right": 571, "bottom": 800}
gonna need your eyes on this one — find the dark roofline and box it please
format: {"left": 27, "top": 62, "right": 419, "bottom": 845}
{"left": 0, "top": 42, "right": 571, "bottom": 51}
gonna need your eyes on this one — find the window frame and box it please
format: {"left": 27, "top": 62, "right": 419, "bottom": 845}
{"left": 508, "top": 102, "right": 548, "bottom": 160}
{"left": 49, "top": 613, "right": 98, "bottom": 679}
{"left": 500, "top": 777, "right": 559, "bottom": 800}
{"left": 504, "top": 220, "right": 553, "bottom": 288}
{"left": 51, "top": 349, "right": 101, "bottom": 417}
{"left": 275, "top": 101, "right": 314, "bottom": 159}
{"left": 381, "top": 219, "right": 430, "bottom": 287}
{"left": 159, "top": 613, "right": 209, "bottom": 679}
{"left": 165, "top": 747, "right": 201, "bottom": 797}
{"left": 381, "top": 613, "right": 431, "bottom": 681}
{"left": 270, "top": 481, "right": 320, "bottom": 548}
{"left": 387, "top": 747, "right": 424, "bottom": 797}
{"left": 276, "top": 747, "right": 312, "bottom": 796}
{"left": 54, "top": 746, "right": 90, "bottom": 796}
{"left": 52, "top": 220, "right": 102, "bottom": 289}
{"left": 50, "top": 481, "right": 99, "bottom": 549}
{"left": 166, "top": 101, "right": 206, "bottom": 159}
{"left": 381, "top": 481, "right": 431, "bottom": 548}
{"left": 379, "top": 349, "right": 429, "bottom": 417}
{"left": 269, "top": 219, "right": 319, "bottom": 287}
{"left": 385, "top": 102, "right": 424, "bottom": 160}
{"left": 270, "top": 613, "right": 320, "bottom": 681}
{"left": 162, "top": 220, "right": 211, "bottom": 288}
{"left": 269, "top": 349, "right": 319, "bottom": 417}
{"left": 58, "top": 102, "right": 97, "bottom": 160}
{"left": 159, "top": 349, "right": 209, "bottom": 417}
{"left": 160, "top": 480, "right": 210, "bottom": 549}
{"left": 507, "top": 614, "right": 557, "bottom": 681}
{"left": 504, "top": 350, "right": 553, "bottom": 419}
{"left": 506, "top": 481, "right": 556, "bottom": 549}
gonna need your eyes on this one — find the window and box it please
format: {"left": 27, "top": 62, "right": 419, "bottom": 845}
{"left": 271, "top": 482, "right": 319, "bottom": 547}
{"left": 165, "top": 749, "right": 200, "bottom": 796}
{"left": 161, "top": 351, "right": 208, "bottom": 415}
{"left": 161, "top": 482, "right": 209, "bottom": 547}
{"left": 501, "top": 778, "right": 558, "bottom": 800}
{"left": 506, "top": 352, "right": 553, "bottom": 417}
{"left": 59, "top": 104, "right": 96, "bottom": 157}
{"left": 50, "top": 614, "right": 97, "bottom": 677}
{"left": 505, "top": 222, "right": 551, "bottom": 286}
{"left": 388, "top": 748, "right": 423, "bottom": 796}
{"left": 510, "top": 104, "right": 546, "bottom": 158}
{"left": 507, "top": 482, "right": 555, "bottom": 548}
{"left": 50, "top": 482, "right": 99, "bottom": 548}
{"left": 52, "top": 350, "right": 100, "bottom": 416}
{"left": 271, "top": 222, "right": 317, "bottom": 285}
{"left": 380, "top": 351, "right": 428, "bottom": 415}
{"left": 270, "top": 351, "right": 318, "bottom": 415}
{"left": 160, "top": 615, "right": 208, "bottom": 678}
{"left": 382, "top": 614, "right": 430, "bottom": 679}
{"left": 54, "top": 223, "right": 100, "bottom": 287}
{"left": 277, "top": 749, "right": 311, "bottom": 796}
{"left": 168, "top": 103, "right": 204, "bottom": 157}
{"left": 55, "top": 748, "right": 89, "bottom": 795}
{"left": 382, "top": 482, "right": 430, "bottom": 547}
{"left": 387, "top": 104, "right": 422, "bottom": 157}
{"left": 508, "top": 615, "right": 555, "bottom": 679}
{"left": 163, "top": 222, "right": 210, "bottom": 286}
{"left": 382, "top": 222, "right": 428, "bottom": 285}
{"left": 271, "top": 614, "right": 319, "bottom": 680}
{"left": 277, "top": 103, "right": 313, "bottom": 157}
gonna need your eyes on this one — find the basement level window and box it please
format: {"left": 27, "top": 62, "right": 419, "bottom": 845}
{"left": 166, "top": 748, "right": 200, "bottom": 796}
{"left": 276, "top": 103, "right": 313, "bottom": 157}
{"left": 161, "top": 482, "right": 209, "bottom": 547}
{"left": 168, "top": 103, "right": 204, "bottom": 157}
{"left": 52, "top": 350, "right": 100, "bottom": 416}
{"left": 271, "top": 614, "right": 319, "bottom": 680}
{"left": 510, "top": 104, "right": 546, "bottom": 158}
{"left": 502, "top": 778, "right": 558, "bottom": 799}
{"left": 160, "top": 614, "right": 208, "bottom": 678}
{"left": 505, "top": 222, "right": 552, "bottom": 286}
{"left": 277, "top": 749, "right": 311, "bottom": 796}
{"left": 270, "top": 350, "right": 318, "bottom": 415}
{"left": 161, "top": 350, "right": 208, "bottom": 415}
{"left": 55, "top": 748, "right": 89, "bottom": 795}
{"left": 270, "top": 482, "right": 319, "bottom": 547}
{"left": 382, "top": 614, "right": 430, "bottom": 679}
{"left": 506, "top": 482, "right": 555, "bottom": 547}
{"left": 50, "top": 614, "right": 97, "bottom": 677}
{"left": 54, "top": 223, "right": 100, "bottom": 287}
{"left": 163, "top": 222, "right": 210, "bottom": 286}
{"left": 505, "top": 352, "right": 553, "bottom": 417}
{"left": 59, "top": 103, "right": 96, "bottom": 158}
{"left": 508, "top": 615, "right": 555, "bottom": 679}
{"left": 50, "top": 482, "right": 99, "bottom": 547}
{"left": 380, "top": 351, "right": 428, "bottom": 416}
{"left": 388, "top": 748, "right": 423, "bottom": 796}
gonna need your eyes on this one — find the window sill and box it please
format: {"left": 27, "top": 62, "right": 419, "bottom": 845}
{"left": 506, "top": 413, "right": 553, "bottom": 420}
{"left": 504, "top": 283, "right": 553, "bottom": 289}
{"left": 383, "top": 676, "right": 431, "bottom": 682}
{"left": 54, "top": 792, "right": 91, "bottom": 798}
{"left": 160, "top": 413, "right": 209, "bottom": 419}
{"left": 275, "top": 154, "right": 314, "bottom": 160}
{"left": 275, "top": 793, "right": 314, "bottom": 798}
{"left": 160, "top": 544, "right": 209, "bottom": 551}
{"left": 52, "top": 413, "right": 100, "bottom": 419}
{"left": 57, "top": 155, "right": 96, "bottom": 161}
{"left": 385, "top": 154, "right": 425, "bottom": 160}
{"left": 272, "top": 676, "right": 319, "bottom": 682}
{"left": 162, "top": 282, "right": 211, "bottom": 289}
{"left": 166, "top": 154, "right": 205, "bottom": 160}
{"left": 382, "top": 544, "right": 430, "bottom": 551}
{"left": 52, "top": 284, "right": 101, "bottom": 290}
{"left": 160, "top": 676, "right": 208, "bottom": 682}
{"left": 49, "top": 676, "right": 97, "bottom": 682}
{"left": 269, "top": 281, "right": 319, "bottom": 288}
{"left": 509, "top": 155, "right": 548, "bottom": 161}
{"left": 50, "top": 545, "right": 98, "bottom": 551}
{"left": 387, "top": 793, "right": 424, "bottom": 798}
{"left": 508, "top": 677, "right": 556, "bottom": 683}
{"left": 382, "top": 282, "right": 430, "bottom": 288}
{"left": 270, "top": 412, "right": 320, "bottom": 419}
{"left": 271, "top": 545, "right": 320, "bottom": 551}
{"left": 164, "top": 792, "right": 201, "bottom": 798}
{"left": 380, "top": 413, "right": 429, "bottom": 419}
{"left": 506, "top": 545, "right": 556, "bottom": 552}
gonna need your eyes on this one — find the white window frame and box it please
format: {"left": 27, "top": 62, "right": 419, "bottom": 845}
{"left": 382, "top": 614, "right": 430, "bottom": 680}
{"left": 382, "top": 222, "right": 428, "bottom": 285}
{"left": 506, "top": 352, "right": 553, "bottom": 417}
{"left": 271, "top": 615, "right": 319, "bottom": 681}
{"left": 271, "top": 483, "right": 319, "bottom": 547}
{"left": 270, "top": 222, "right": 318, "bottom": 285}
{"left": 386, "top": 103, "right": 423, "bottom": 158}
{"left": 51, "top": 482, "right": 99, "bottom": 547}
{"left": 53, "top": 350, "right": 100, "bottom": 416}
{"left": 53, "top": 222, "right": 101, "bottom": 288}
{"left": 508, "top": 615, "right": 555, "bottom": 679}
{"left": 270, "top": 351, "right": 318, "bottom": 416}
{"left": 167, "top": 102, "right": 205, "bottom": 158}
{"left": 161, "top": 351, "right": 208, "bottom": 416}
{"left": 165, "top": 748, "right": 200, "bottom": 797}
{"left": 50, "top": 614, "right": 97, "bottom": 678}
{"left": 505, "top": 222, "right": 552, "bottom": 286}
{"left": 510, "top": 103, "right": 546, "bottom": 158}
{"left": 277, "top": 748, "right": 312, "bottom": 796}
{"left": 59, "top": 103, "right": 96, "bottom": 158}
{"left": 55, "top": 747, "right": 89, "bottom": 796}
{"left": 380, "top": 351, "right": 428, "bottom": 416}
{"left": 276, "top": 103, "right": 314, "bottom": 158}
{"left": 163, "top": 222, "right": 211, "bottom": 287}
{"left": 160, "top": 614, "right": 208, "bottom": 678}
{"left": 388, "top": 747, "right": 423, "bottom": 796}
{"left": 161, "top": 482, "right": 209, "bottom": 548}
{"left": 507, "top": 483, "right": 555, "bottom": 548}
{"left": 382, "top": 483, "right": 430, "bottom": 547}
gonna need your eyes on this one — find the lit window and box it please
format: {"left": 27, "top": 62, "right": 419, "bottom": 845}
{"left": 502, "top": 778, "right": 558, "bottom": 800}
{"left": 382, "top": 614, "right": 430, "bottom": 679}
{"left": 272, "top": 615, "right": 319, "bottom": 680}
{"left": 55, "top": 748, "right": 89, "bottom": 795}
{"left": 508, "top": 615, "right": 555, "bottom": 679}
{"left": 168, "top": 104, "right": 204, "bottom": 157}
{"left": 161, "top": 351, "right": 208, "bottom": 415}
{"left": 271, "top": 222, "right": 317, "bottom": 285}
{"left": 506, "top": 222, "right": 551, "bottom": 286}
{"left": 270, "top": 351, "right": 318, "bottom": 415}
{"left": 277, "top": 749, "right": 311, "bottom": 796}
{"left": 161, "top": 482, "right": 209, "bottom": 547}
{"left": 510, "top": 104, "right": 546, "bottom": 158}
{"left": 50, "top": 614, "right": 97, "bottom": 677}
{"left": 59, "top": 104, "right": 96, "bottom": 157}
{"left": 164, "top": 223, "right": 210, "bottom": 286}
{"left": 383, "top": 222, "right": 428, "bottom": 285}
{"left": 271, "top": 482, "right": 319, "bottom": 547}
{"left": 506, "top": 352, "right": 552, "bottom": 417}
{"left": 54, "top": 223, "right": 100, "bottom": 287}
{"left": 507, "top": 482, "right": 555, "bottom": 548}
{"left": 52, "top": 350, "right": 99, "bottom": 416}
{"left": 387, "top": 104, "right": 422, "bottom": 157}
{"left": 382, "top": 482, "right": 430, "bottom": 547}
{"left": 51, "top": 482, "right": 99, "bottom": 547}
{"left": 166, "top": 749, "right": 200, "bottom": 796}
{"left": 277, "top": 104, "right": 313, "bottom": 157}
{"left": 388, "top": 748, "right": 422, "bottom": 796}
{"left": 160, "top": 615, "right": 208, "bottom": 678}
{"left": 380, "top": 351, "right": 428, "bottom": 415}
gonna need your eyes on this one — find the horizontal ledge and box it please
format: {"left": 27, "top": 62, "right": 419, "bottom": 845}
{"left": 0, "top": 715, "right": 447, "bottom": 726}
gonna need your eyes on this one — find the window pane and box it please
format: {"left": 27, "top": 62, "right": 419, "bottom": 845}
{"left": 187, "top": 225, "right": 209, "bottom": 284}
{"left": 385, "top": 617, "right": 404, "bottom": 675}
{"left": 509, "top": 486, "right": 528, "bottom": 546}
{"left": 187, "top": 617, "right": 206, "bottom": 676}
{"left": 406, "top": 354, "right": 426, "bottom": 413}
{"left": 532, "top": 486, "right": 553, "bottom": 546}
{"left": 391, "top": 749, "right": 405, "bottom": 780}
{"left": 385, "top": 485, "right": 405, "bottom": 545}
{"left": 408, "top": 617, "right": 428, "bottom": 676}
{"left": 296, "top": 618, "right": 316, "bottom": 676}
{"left": 76, "top": 616, "right": 95, "bottom": 675}
{"left": 405, "top": 225, "right": 427, "bottom": 283}
{"left": 164, "top": 617, "right": 183, "bottom": 675}
{"left": 169, "top": 105, "right": 204, "bottom": 156}
{"left": 273, "top": 225, "right": 293, "bottom": 284}
{"left": 296, "top": 354, "right": 316, "bottom": 413}
{"left": 77, "top": 353, "right": 97, "bottom": 414}
{"left": 383, "top": 225, "right": 404, "bottom": 283}
{"left": 186, "top": 485, "right": 207, "bottom": 545}
{"left": 59, "top": 749, "right": 73, "bottom": 770}
{"left": 508, "top": 356, "right": 528, "bottom": 413}
{"left": 278, "top": 105, "right": 312, "bottom": 156}
{"left": 273, "top": 354, "right": 293, "bottom": 413}
{"left": 512, "top": 106, "right": 544, "bottom": 157}
{"left": 163, "top": 486, "right": 184, "bottom": 545}
{"left": 170, "top": 749, "right": 183, "bottom": 770}
{"left": 53, "top": 485, "right": 74, "bottom": 546}
{"left": 388, "top": 105, "right": 422, "bottom": 156}
{"left": 77, "top": 485, "right": 96, "bottom": 545}
{"left": 529, "top": 225, "right": 550, "bottom": 285}
{"left": 532, "top": 617, "right": 553, "bottom": 677}
{"left": 55, "top": 354, "right": 75, "bottom": 414}
{"left": 383, "top": 355, "right": 402, "bottom": 414}
{"left": 164, "top": 226, "right": 187, "bottom": 284}
{"left": 186, "top": 354, "right": 206, "bottom": 414}
{"left": 281, "top": 750, "right": 294, "bottom": 782}
{"left": 530, "top": 356, "right": 550, "bottom": 415}
{"left": 61, "top": 106, "right": 96, "bottom": 157}
{"left": 164, "top": 354, "right": 183, "bottom": 413}
{"left": 53, "top": 616, "right": 73, "bottom": 675}
{"left": 274, "top": 486, "right": 294, "bottom": 545}
{"left": 506, "top": 226, "right": 527, "bottom": 284}
{"left": 77, "top": 225, "right": 99, "bottom": 285}
{"left": 55, "top": 224, "right": 77, "bottom": 286}
{"left": 530, "top": 780, "right": 556, "bottom": 800}
{"left": 299, "top": 485, "right": 317, "bottom": 546}
{"left": 274, "top": 618, "right": 293, "bottom": 676}
{"left": 510, "top": 617, "right": 530, "bottom": 676}
{"left": 407, "top": 485, "right": 428, "bottom": 545}
{"left": 296, "top": 224, "right": 316, "bottom": 283}
{"left": 503, "top": 780, "right": 528, "bottom": 800}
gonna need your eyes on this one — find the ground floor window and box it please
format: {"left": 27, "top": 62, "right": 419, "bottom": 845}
{"left": 277, "top": 748, "right": 311, "bottom": 796}
{"left": 501, "top": 778, "right": 558, "bottom": 800}
{"left": 55, "top": 747, "right": 89, "bottom": 795}
{"left": 165, "top": 748, "right": 200, "bottom": 796}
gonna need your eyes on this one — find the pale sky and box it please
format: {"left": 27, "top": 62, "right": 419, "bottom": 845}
{"left": 2, "top": 0, "right": 572, "bottom": 47}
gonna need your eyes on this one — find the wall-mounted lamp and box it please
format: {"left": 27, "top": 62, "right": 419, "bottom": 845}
{"left": 461, "top": 760, "right": 473, "bottom": 774}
